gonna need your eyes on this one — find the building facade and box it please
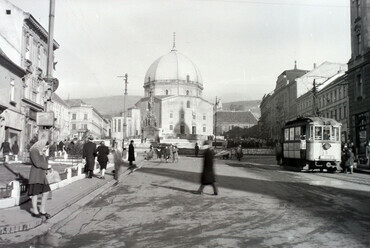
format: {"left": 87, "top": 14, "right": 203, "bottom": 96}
{"left": 347, "top": 0, "right": 370, "bottom": 155}
{"left": 214, "top": 111, "right": 258, "bottom": 135}
{"left": 66, "top": 100, "right": 109, "bottom": 140}
{"left": 0, "top": 48, "right": 27, "bottom": 153}
{"left": 52, "top": 94, "right": 70, "bottom": 142}
{"left": 0, "top": 0, "right": 59, "bottom": 151}
{"left": 135, "top": 43, "right": 214, "bottom": 142}
{"left": 260, "top": 63, "right": 309, "bottom": 141}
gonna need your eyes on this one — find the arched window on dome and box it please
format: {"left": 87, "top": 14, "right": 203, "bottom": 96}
{"left": 186, "top": 90, "right": 189, "bottom": 96}
{"left": 187, "top": 100, "right": 190, "bottom": 108}
{"left": 165, "top": 89, "right": 169, "bottom": 95}
{"left": 186, "top": 75, "right": 190, "bottom": 83}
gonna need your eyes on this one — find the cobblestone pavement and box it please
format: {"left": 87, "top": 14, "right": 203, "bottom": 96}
{"left": 4, "top": 155, "right": 370, "bottom": 247}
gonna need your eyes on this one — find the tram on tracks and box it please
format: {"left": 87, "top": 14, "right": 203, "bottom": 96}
{"left": 282, "top": 117, "right": 342, "bottom": 172}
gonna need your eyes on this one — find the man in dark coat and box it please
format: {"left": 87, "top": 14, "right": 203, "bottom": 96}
{"left": 83, "top": 136, "right": 97, "bottom": 178}
{"left": 12, "top": 141, "right": 19, "bottom": 161}
{"left": 0, "top": 139, "right": 11, "bottom": 162}
{"left": 195, "top": 143, "right": 199, "bottom": 157}
{"left": 96, "top": 141, "right": 109, "bottom": 179}
{"left": 128, "top": 140, "right": 136, "bottom": 170}
{"left": 196, "top": 143, "right": 218, "bottom": 195}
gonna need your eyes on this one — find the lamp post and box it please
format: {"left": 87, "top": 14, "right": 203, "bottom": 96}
{"left": 118, "top": 74, "right": 128, "bottom": 148}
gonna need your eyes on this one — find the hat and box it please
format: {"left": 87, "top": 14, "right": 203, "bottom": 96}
{"left": 88, "top": 135, "right": 94, "bottom": 140}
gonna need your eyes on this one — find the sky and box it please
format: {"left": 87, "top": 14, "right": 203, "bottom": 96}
{"left": 9, "top": 0, "right": 351, "bottom": 103}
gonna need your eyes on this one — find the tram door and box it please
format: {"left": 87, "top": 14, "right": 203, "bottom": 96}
{"left": 300, "top": 126, "right": 307, "bottom": 159}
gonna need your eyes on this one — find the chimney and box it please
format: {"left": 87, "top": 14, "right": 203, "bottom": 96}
{"left": 294, "top": 61, "right": 297, "bottom": 70}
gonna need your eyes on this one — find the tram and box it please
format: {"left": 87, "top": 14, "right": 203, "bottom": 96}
{"left": 282, "top": 117, "right": 342, "bottom": 172}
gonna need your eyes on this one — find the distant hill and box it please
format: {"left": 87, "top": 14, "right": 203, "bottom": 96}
{"left": 77, "top": 95, "right": 142, "bottom": 118}
{"left": 222, "top": 100, "right": 261, "bottom": 118}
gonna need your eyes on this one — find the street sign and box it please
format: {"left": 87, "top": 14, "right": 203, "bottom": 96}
{"left": 36, "top": 111, "right": 55, "bottom": 126}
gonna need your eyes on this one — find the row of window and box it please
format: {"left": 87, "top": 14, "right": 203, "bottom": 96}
{"left": 284, "top": 126, "right": 340, "bottom": 142}
{"left": 71, "top": 113, "right": 89, "bottom": 120}
{"left": 320, "top": 105, "right": 347, "bottom": 121}
{"left": 169, "top": 125, "right": 207, "bottom": 133}
{"left": 24, "top": 32, "right": 47, "bottom": 70}
{"left": 169, "top": 112, "right": 207, "bottom": 120}
{"left": 71, "top": 124, "right": 88, "bottom": 130}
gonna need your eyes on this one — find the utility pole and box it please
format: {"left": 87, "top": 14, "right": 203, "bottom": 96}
{"left": 214, "top": 96, "right": 220, "bottom": 147}
{"left": 118, "top": 74, "right": 128, "bottom": 146}
{"left": 312, "top": 79, "right": 318, "bottom": 116}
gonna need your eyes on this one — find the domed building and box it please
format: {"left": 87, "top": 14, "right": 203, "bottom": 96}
{"left": 135, "top": 42, "right": 214, "bottom": 142}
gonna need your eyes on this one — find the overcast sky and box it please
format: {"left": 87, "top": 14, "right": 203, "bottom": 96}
{"left": 10, "top": 0, "right": 351, "bottom": 103}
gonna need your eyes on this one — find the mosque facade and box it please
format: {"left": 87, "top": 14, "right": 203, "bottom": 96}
{"left": 134, "top": 41, "right": 214, "bottom": 142}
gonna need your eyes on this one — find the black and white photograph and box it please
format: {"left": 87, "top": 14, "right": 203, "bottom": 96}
{"left": 0, "top": 0, "right": 369, "bottom": 247}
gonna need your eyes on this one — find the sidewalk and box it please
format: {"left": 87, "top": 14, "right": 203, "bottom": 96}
{"left": 0, "top": 156, "right": 145, "bottom": 235}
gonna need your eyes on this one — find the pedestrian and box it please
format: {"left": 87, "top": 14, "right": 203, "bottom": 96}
{"left": 12, "top": 140, "right": 19, "bottom": 162}
{"left": 128, "top": 140, "right": 136, "bottom": 170}
{"left": 160, "top": 145, "right": 166, "bottom": 162}
{"left": 275, "top": 140, "right": 282, "bottom": 165}
{"left": 344, "top": 146, "right": 355, "bottom": 174}
{"left": 96, "top": 141, "right": 109, "bottom": 179}
{"left": 196, "top": 142, "right": 218, "bottom": 195}
{"left": 112, "top": 147, "right": 124, "bottom": 182}
{"left": 28, "top": 139, "right": 51, "bottom": 219}
{"left": 0, "top": 139, "right": 11, "bottom": 163}
{"left": 236, "top": 145, "right": 243, "bottom": 161}
{"left": 57, "top": 140, "right": 64, "bottom": 156}
{"left": 172, "top": 145, "right": 179, "bottom": 163}
{"left": 82, "top": 136, "right": 97, "bottom": 178}
{"left": 195, "top": 142, "right": 199, "bottom": 157}
{"left": 67, "top": 140, "right": 75, "bottom": 155}
{"left": 164, "top": 145, "right": 170, "bottom": 162}
{"left": 365, "top": 141, "right": 370, "bottom": 167}
{"left": 146, "top": 145, "right": 154, "bottom": 160}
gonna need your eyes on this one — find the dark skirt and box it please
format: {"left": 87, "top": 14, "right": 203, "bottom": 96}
{"left": 28, "top": 183, "right": 51, "bottom": 196}
{"left": 99, "top": 161, "right": 108, "bottom": 169}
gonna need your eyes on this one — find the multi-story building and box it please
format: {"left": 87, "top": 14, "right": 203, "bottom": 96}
{"left": 0, "top": 0, "right": 59, "bottom": 147}
{"left": 214, "top": 110, "right": 258, "bottom": 135}
{"left": 0, "top": 48, "right": 27, "bottom": 153}
{"left": 297, "top": 70, "right": 349, "bottom": 141}
{"left": 111, "top": 108, "right": 141, "bottom": 145}
{"left": 260, "top": 62, "right": 309, "bottom": 140}
{"left": 66, "top": 100, "right": 109, "bottom": 140}
{"left": 347, "top": 0, "right": 370, "bottom": 155}
{"left": 52, "top": 94, "right": 70, "bottom": 142}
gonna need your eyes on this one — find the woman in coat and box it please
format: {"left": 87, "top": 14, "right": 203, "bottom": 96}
{"left": 82, "top": 136, "right": 97, "bottom": 178}
{"left": 128, "top": 140, "right": 136, "bottom": 169}
{"left": 196, "top": 144, "right": 218, "bottom": 195}
{"left": 28, "top": 139, "right": 51, "bottom": 218}
{"left": 97, "top": 141, "right": 109, "bottom": 179}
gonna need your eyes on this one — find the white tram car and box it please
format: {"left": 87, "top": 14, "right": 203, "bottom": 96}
{"left": 282, "top": 117, "right": 342, "bottom": 172}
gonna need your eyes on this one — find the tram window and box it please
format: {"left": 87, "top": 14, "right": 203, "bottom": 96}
{"left": 333, "top": 127, "right": 340, "bottom": 141}
{"left": 323, "top": 126, "right": 331, "bottom": 141}
{"left": 315, "top": 127, "right": 322, "bottom": 140}
{"left": 284, "top": 129, "right": 289, "bottom": 141}
{"left": 309, "top": 126, "right": 314, "bottom": 140}
{"left": 290, "top": 128, "right": 294, "bottom": 141}
{"left": 294, "top": 127, "right": 301, "bottom": 140}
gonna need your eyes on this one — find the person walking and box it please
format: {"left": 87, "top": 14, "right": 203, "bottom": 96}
{"left": 128, "top": 140, "right": 136, "bottom": 170}
{"left": 12, "top": 140, "right": 19, "bottom": 162}
{"left": 57, "top": 140, "right": 64, "bottom": 156}
{"left": 112, "top": 147, "right": 124, "bottom": 182}
{"left": 365, "top": 141, "right": 370, "bottom": 167}
{"left": 275, "top": 140, "right": 282, "bottom": 165}
{"left": 96, "top": 141, "right": 109, "bottom": 179}
{"left": 236, "top": 144, "right": 243, "bottom": 161}
{"left": 195, "top": 143, "right": 199, "bottom": 157}
{"left": 196, "top": 142, "right": 218, "bottom": 195}
{"left": 83, "top": 136, "right": 97, "bottom": 178}
{"left": 344, "top": 146, "right": 355, "bottom": 174}
{"left": 0, "top": 139, "right": 11, "bottom": 163}
{"left": 172, "top": 145, "right": 179, "bottom": 163}
{"left": 28, "top": 139, "right": 51, "bottom": 219}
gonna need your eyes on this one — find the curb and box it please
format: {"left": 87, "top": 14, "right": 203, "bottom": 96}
{"left": 0, "top": 159, "right": 146, "bottom": 236}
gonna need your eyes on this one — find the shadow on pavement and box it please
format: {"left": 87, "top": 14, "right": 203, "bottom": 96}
{"left": 151, "top": 183, "right": 198, "bottom": 194}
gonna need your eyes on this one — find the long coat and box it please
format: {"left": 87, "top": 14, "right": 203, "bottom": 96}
{"left": 201, "top": 148, "right": 216, "bottom": 185}
{"left": 97, "top": 145, "right": 109, "bottom": 163}
{"left": 128, "top": 144, "right": 135, "bottom": 162}
{"left": 29, "top": 148, "right": 49, "bottom": 185}
{"left": 83, "top": 141, "right": 97, "bottom": 170}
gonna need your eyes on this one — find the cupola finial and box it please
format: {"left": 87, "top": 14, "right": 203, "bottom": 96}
{"left": 171, "top": 32, "right": 177, "bottom": 51}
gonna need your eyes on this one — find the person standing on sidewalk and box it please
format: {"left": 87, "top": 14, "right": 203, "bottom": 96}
{"left": 28, "top": 139, "right": 51, "bottom": 219}
{"left": 195, "top": 143, "right": 199, "bottom": 157}
{"left": 0, "top": 139, "right": 11, "bottom": 163}
{"left": 12, "top": 140, "right": 19, "bottom": 162}
{"left": 128, "top": 140, "right": 136, "bottom": 170}
{"left": 113, "top": 147, "right": 124, "bottom": 182}
{"left": 97, "top": 141, "right": 109, "bottom": 179}
{"left": 83, "top": 136, "right": 97, "bottom": 178}
{"left": 196, "top": 142, "right": 218, "bottom": 195}
{"left": 365, "top": 141, "right": 370, "bottom": 167}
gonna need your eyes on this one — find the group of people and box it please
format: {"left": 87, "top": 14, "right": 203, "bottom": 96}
{"left": 147, "top": 144, "right": 178, "bottom": 163}
{"left": 0, "top": 139, "right": 20, "bottom": 162}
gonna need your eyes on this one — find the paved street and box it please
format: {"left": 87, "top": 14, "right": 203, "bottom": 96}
{"left": 5, "top": 155, "right": 370, "bottom": 247}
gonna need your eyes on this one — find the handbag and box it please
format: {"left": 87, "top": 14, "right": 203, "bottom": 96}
{"left": 46, "top": 169, "right": 61, "bottom": 184}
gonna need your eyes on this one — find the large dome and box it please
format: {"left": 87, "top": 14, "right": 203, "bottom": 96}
{"left": 144, "top": 50, "right": 203, "bottom": 85}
